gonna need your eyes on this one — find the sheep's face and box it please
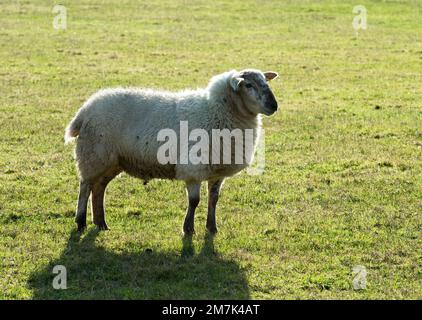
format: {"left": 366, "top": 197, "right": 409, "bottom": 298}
{"left": 230, "top": 69, "right": 279, "bottom": 116}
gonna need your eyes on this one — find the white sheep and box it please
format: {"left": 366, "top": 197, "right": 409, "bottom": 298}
{"left": 65, "top": 69, "right": 278, "bottom": 235}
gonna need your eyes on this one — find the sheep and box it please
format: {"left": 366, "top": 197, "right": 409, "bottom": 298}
{"left": 65, "top": 69, "right": 279, "bottom": 235}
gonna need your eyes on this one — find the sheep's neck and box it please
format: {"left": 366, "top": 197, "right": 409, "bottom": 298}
{"left": 225, "top": 87, "right": 258, "bottom": 128}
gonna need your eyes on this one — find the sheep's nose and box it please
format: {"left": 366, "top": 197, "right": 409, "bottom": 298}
{"left": 267, "top": 99, "right": 278, "bottom": 113}
{"left": 265, "top": 90, "right": 278, "bottom": 112}
{"left": 264, "top": 102, "right": 278, "bottom": 115}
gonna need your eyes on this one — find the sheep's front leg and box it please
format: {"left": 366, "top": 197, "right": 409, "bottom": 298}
{"left": 206, "top": 179, "right": 224, "bottom": 234}
{"left": 183, "top": 182, "right": 201, "bottom": 235}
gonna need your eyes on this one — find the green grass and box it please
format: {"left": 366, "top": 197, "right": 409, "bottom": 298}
{"left": 0, "top": 0, "right": 421, "bottom": 299}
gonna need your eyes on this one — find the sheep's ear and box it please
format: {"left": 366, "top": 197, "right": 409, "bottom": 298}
{"left": 264, "top": 71, "right": 278, "bottom": 82}
{"left": 230, "top": 76, "right": 244, "bottom": 91}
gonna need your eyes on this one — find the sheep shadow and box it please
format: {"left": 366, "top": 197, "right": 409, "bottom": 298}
{"left": 28, "top": 229, "right": 249, "bottom": 299}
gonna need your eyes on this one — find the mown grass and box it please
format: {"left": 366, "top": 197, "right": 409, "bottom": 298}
{"left": 0, "top": 0, "right": 421, "bottom": 299}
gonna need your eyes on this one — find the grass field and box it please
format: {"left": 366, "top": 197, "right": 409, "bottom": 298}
{"left": 0, "top": 0, "right": 421, "bottom": 299}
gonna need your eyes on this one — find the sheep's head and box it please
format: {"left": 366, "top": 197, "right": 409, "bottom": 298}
{"left": 229, "top": 69, "right": 279, "bottom": 116}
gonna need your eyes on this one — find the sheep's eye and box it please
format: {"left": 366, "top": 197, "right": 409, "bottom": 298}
{"left": 245, "top": 83, "right": 253, "bottom": 89}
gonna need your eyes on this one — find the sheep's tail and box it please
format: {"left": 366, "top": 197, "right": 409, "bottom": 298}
{"left": 64, "top": 111, "right": 84, "bottom": 144}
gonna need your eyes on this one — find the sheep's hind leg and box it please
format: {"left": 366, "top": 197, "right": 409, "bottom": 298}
{"left": 183, "top": 182, "right": 201, "bottom": 236}
{"left": 206, "top": 179, "right": 224, "bottom": 234}
{"left": 91, "top": 168, "right": 121, "bottom": 231}
{"left": 75, "top": 180, "right": 92, "bottom": 232}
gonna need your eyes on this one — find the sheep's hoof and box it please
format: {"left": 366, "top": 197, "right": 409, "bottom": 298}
{"left": 183, "top": 227, "right": 195, "bottom": 236}
{"left": 76, "top": 222, "right": 86, "bottom": 233}
{"left": 95, "top": 222, "right": 109, "bottom": 231}
{"left": 206, "top": 226, "right": 218, "bottom": 235}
